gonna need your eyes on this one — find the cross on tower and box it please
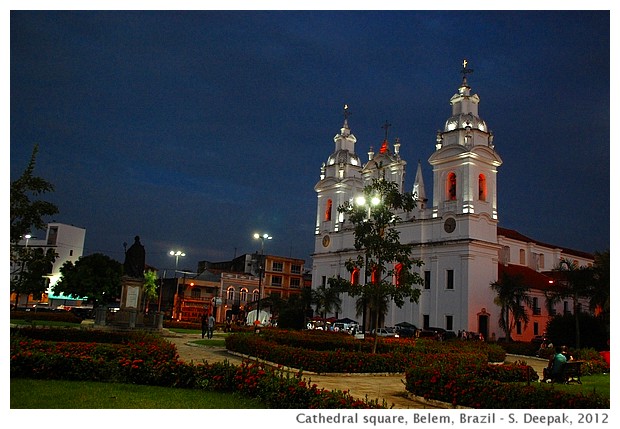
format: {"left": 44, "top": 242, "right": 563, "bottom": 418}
{"left": 461, "top": 59, "right": 474, "bottom": 84}
{"left": 382, "top": 120, "right": 392, "bottom": 141}
{"left": 343, "top": 104, "right": 351, "bottom": 121}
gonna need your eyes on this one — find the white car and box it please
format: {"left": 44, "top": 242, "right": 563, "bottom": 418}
{"left": 371, "top": 327, "right": 398, "bottom": 337}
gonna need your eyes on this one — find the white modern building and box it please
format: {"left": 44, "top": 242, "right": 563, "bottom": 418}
{"left": 312, "top": 69, "right": 594, "bottom": 341}
{"left": 11, "top": 222, "right": 86, "bottom": 307}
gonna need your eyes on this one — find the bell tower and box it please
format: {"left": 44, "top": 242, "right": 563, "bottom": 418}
{"left": 429, "top": 60, "right": 502, "bottom": 222}
{"left": 314, "top": 105, "right": 363, "bottom": 243}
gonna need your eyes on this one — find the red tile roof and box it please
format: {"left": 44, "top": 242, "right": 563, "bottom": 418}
{"left": 498, "top": 263, "right": 558, "bottom": 292}
{"left": 497, "top": 227, "right": 594, "bottom": 260}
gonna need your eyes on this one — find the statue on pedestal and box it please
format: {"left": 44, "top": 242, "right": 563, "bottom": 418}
{"left": 123, "top": 236, "right": 145, "bottom": 278}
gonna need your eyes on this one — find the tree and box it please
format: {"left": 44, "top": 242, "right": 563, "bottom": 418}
{"left": 143, "top": 269, "right": 159, "bottom": 312}
{"left": 10, "top": 144, "right": 59, "bottom": 244}
{"left": 12, "top": 247, "right": 57, "bottom": 307}
{"left": 590, "top": 250, "right": 610, "bottom": 338}
{"left": 546, "top": 258, "right": 596, "bottom": 349}
{"left": 53, "top": 253, "right": 123, "bottom": 307}
{"left": 490, "top": 272, "right": 532, "bottom": 342}
{"left": 10, "top": 144, "right": 59, "bottom": 306}
{"left": 329, "top": 178, "right": 424, "bottom": 353}
{"left": 311, "top": 280, "right": 342, "bottom": 320}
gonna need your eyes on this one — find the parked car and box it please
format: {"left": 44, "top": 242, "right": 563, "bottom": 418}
{"left": 371, "top": 327, "right": 397, "bottom": 337}
{"left": 395, "top": 327, "right": 417, "bottom": 338}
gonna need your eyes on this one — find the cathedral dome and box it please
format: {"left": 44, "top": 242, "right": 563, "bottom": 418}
{"left": 327, "top": 149, "right": 361, "bottom": 167}
{"left": 443, "top": 112, "right": 488, "bottom": 133}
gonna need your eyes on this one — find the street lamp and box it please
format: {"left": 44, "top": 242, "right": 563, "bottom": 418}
{"left": 253, "top": 233, "right": 272, "bottom": 329}
{"left": 169, "top": 250, "right": 185, "bottom": 320}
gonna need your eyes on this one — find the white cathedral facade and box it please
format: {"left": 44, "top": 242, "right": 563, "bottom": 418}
{"left": 311, "top": 70, "right": 593, "bottom": 341}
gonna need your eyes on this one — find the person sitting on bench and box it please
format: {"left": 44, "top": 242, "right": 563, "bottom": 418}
{"left": 542, "top": 345, "right": 571, "bottom": 382}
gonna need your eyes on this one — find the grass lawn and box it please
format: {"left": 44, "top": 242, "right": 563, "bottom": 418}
{"left": 11, "top": 378, "right": 266, "bottom": 409}
{"left": 536, "top": 373, "right": 610, "bottom": 398}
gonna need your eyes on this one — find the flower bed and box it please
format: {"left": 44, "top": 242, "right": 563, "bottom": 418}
{"left": 404, "top": 360, "right": 609, "bottom": 408}
{"left": 10, "top": 327, "right": 383, "bottom": 409}
{"left": 226, "top": 330, "right": 503, "bottom": 373}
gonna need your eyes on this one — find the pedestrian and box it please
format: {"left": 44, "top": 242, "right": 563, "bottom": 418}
{"left": 208, "top": 313, "right": 216, "bottom": 339}
{"left": 201, "top": 314, "right": 207, "bottom": 339}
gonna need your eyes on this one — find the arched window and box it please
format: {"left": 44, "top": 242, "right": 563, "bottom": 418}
{"left": 478, "top": 174, "right": 487, "bottom": 201}
{"left": 240, "top": 288, "right": 248, "bottom": 302}
{"left": 252, "top": 289, "right": 260, "bottom": 301}
{"left": 351, "top": 268, "right": 360, "bottom": 285}
{"left": 325, "top": 199, "right": 333, "bottom": 221}
{"left": 394, "top": 263, "right": 404, "bottom": 286}
{"left": 447, "top": 173, "right": 457, "bottom": 200}
{"left": 371, "top": 264, "right": 379, "bottom": 284}
{"left": 227, "top": 287, "right": 235, "bottom": 301}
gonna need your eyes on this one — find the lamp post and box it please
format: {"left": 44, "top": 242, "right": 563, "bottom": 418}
{"left": 169, "top": 250, "right": 185, "bottom": 320}
{"left": 253, "top": 233, "right": 272, "bottom": 329}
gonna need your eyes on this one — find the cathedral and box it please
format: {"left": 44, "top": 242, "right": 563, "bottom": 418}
{"left": 311, "top": 63, "right": 593, "bottom": 341}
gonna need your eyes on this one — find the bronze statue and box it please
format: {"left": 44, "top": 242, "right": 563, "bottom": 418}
{"left": 123, "top": 236, "right": 145, "bottom": 278}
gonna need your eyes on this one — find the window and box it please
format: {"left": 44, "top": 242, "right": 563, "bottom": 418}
{"left": 69, "top": 250, "right": 73, "bottom": 256}
{"left": 240, "top": 288, "right": 248, "bottom": 302}
{"left": 446, "top": 315, "right": 453, "bottom": 331}
{"left": 539, "top": 254, "right": 545, "bottom": 269}
{"left": 325, "top": 199, "right": 333, "bottom": 221}
{"left": 516, "top": 321, "right": 522, "bottom": 335}
{"left": 394, "top": 263, "right": 403, "bottom": 286}
{"left": 533, "top": 297, "right": 541, "bottom": 315}
{"left": 447, "top": 173, "right": 457, "bottom": 200}
{"left": 534, "top": 322, "right": 539, "bottom": 336}
{"left": 290, "top": 278, "right": 301, "bottom": 288}
{"left": 47, "top": 226, "right": 58, "bottom": 246}
{"left": 424, "top": 271, "right": 431, "bottom": 290}
{"left": 291, "top": 264, "right": 302, "bottom": 274}
{"left": 227, "top": 287, "right": 235, "bottom": 301}
{"left": 446, "top": 269, "right": 454, "bottom": 289}
{"left": 253, "top": 289, "right": 259, "bottom": 301}
{"left": 423, "top": 314, "right": 430, "bottom": 330}
{"left": 271, "top": 276, "right": 283, "bottom": 287}
{"left": 272, "top": 261, "right": 283, "bottom": 272}
{"left": 191, "top": 288, "right": 201, "bottom": 298}
{"left": 478, "top": 174, "right": 487, "bottom": 201}
{"left": 351, "top": 268, "right": 360, "bottom": 285}
{"left": 519, "top": 249, "right": 526, "bottom": 265}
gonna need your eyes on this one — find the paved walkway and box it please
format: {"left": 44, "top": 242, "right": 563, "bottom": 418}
{"left": 163, "top": 331, "right": 548, "bottom": 409}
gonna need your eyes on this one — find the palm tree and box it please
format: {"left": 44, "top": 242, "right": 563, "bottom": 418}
{"left": 311, "top": 281, "right": 342, "bottom": 321}
{"left": 546, "top": 258, "right": 596, "bottom": 349}
{"left": 490, "top": 272, "right": 532, "bottom": 342}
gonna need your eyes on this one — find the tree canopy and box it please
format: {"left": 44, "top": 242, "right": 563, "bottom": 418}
{"left": 53, "top": 253, "right": 123, "bottom": 307}
{"left": 10, "top": 144, "right": 59, "bottom": 244}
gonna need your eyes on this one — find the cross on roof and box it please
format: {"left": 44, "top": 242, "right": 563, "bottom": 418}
{"left": 461, "top": 58, "right": 474, "bottom": 82}
{"left": 382, "top": 120, "right": 392, "bottom": 141}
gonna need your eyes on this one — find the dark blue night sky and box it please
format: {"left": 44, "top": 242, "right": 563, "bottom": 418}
{"left": 9, "top": 8, "right": 611, "bottom": 273}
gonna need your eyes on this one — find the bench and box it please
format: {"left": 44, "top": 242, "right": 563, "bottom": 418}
{"left": 557, "top": 360, "right": 583, "bottom": 384}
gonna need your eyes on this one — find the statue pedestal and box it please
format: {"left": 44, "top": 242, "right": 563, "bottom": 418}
{"left": 112, "top": 277, "right": 145, "bottom": 328}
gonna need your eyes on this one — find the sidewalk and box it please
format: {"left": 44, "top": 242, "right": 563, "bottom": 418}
{"left": 163, "top": 331, "right": 547, "bottom": 409}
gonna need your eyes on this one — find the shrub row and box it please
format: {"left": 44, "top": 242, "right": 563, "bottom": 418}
{"left": 10, "top": 310, "right": 82, "bottom": 324}
{"left": 10, "top": 328, "right": 384, "bottom": 409}
{"left": 404, "top": 362, "right": 609, "bottom": 408}
{"left": 226, "top": 332, "right": 498, "bottom": 373}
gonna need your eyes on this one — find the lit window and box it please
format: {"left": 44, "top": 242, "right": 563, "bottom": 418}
{"left": 325, "top": 199, "right": 333, "bottom": 221}
{"left": 478, "top": 174, "right": 487, "bottom": 201}
{"left": 227, "top": 287, "right": 235, "bottom": 300}
{"left": 240, "top": 288, "right": 248, "bottom": 302}
{"left": 394, "top": 263, "right": 403, "bottom": 286}
{"left": 447, "top": 173, "right": 457, "bottom": 200}
{"left": 351, "top": 268, "right": 360, "bottom": 285}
